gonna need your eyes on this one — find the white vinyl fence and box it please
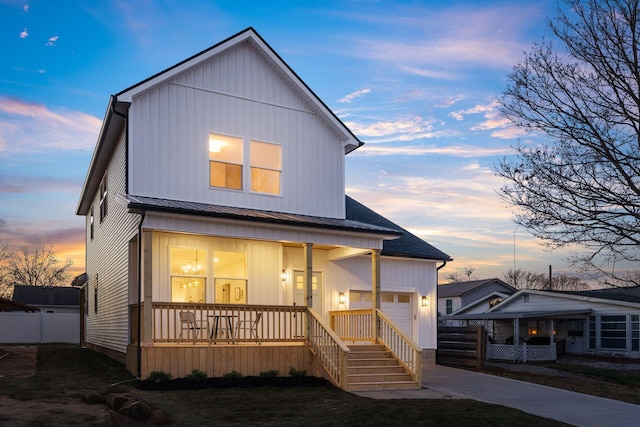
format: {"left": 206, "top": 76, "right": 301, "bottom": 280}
{"left": 0, "top": 312, "right": 80, "bottom": 344}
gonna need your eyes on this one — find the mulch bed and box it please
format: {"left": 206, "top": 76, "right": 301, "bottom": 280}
{"left": 135, "top": 375, "right": 332, "bottom": 391}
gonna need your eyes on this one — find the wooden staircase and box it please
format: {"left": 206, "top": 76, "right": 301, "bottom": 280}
{"left": 346, "top": 344, "right": 420, "bottom": 391}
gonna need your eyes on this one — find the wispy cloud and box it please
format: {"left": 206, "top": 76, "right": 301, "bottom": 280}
{"left": 0, "top": 97, "right": 101, "bottom": 155}
{"left": 45, "top": 35, "right": 59, "bottom": 46}
{"left": 355, "top": 144, "right": 513, "bottom": 157}
{"left": 338, "top": 88, "right": 371, "bottom": 103}
{"left": 19, "top": 28, "right": 28, "bottom": 38}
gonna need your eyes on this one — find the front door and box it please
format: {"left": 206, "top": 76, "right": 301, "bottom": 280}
{"left": 294, "top": 271, "right": 322, "bottom": 313}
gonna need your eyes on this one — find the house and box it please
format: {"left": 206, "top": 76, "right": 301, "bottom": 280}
{"left": 75, "top": 28, "right": 451, "bottom": 390}
{"left": 446, "top": 287, "right": 640, "bottom": 362}
{"left": 12, "top": 285, "right": 80, "bottom": 314}
{"left": 438, "top": 278, "right": 515, "bottom": 318}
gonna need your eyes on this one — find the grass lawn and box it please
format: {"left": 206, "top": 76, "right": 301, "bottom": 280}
{"left": 0, "top": 345, "right": 568, "bottom": 426}
{"left": 478, "top": 362, "right": 640, "bottom": 406}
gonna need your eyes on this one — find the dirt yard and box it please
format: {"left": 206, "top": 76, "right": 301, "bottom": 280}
{"left": 0, "top": 346, "right": 110, "bottom": 425}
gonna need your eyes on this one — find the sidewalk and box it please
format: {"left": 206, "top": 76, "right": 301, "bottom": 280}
{"left": 355, "top": 364, "right": 640, "bottom": 427}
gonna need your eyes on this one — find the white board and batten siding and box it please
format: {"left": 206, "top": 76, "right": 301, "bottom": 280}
{"left": 128, "top": 41, "right": 346, "bottom": 219}
{"left": 85, "top": 130, "right": 140, "bottom": 355}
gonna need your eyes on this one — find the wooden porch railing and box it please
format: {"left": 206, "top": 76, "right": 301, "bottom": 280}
{"left": 377, "top": 309, "right": 422, "bottom": 384}
{"left": 131, "top": 302, "right": 307, "bottom": 344}
{"left": 308, "top": 310, "right": 350, "bottom": 389}
{"left": 329, "top": 308, "right": 373, "bottom": 342}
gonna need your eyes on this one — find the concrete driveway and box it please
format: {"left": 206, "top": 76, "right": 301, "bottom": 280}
{"left": 356, "top": 363, "right": 640, "bottom": 427}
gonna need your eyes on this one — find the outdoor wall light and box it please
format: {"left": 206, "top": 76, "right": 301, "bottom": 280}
{"left": 421, "top": 295, "right": 429, "bottom": 307}
{"left": 281, "top": 269, "right": 287, "bottom": 282}
{"left": 338, "top": 292, "right": 346, "bottom": 305}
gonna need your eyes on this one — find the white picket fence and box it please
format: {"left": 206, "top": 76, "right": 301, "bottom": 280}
{"left": 0, "top": 312, "right": 80, "bottom": 344}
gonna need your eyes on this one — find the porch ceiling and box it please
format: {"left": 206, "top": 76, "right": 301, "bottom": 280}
{"left": 446, "top": 309, "right": 592, "bottom": 321}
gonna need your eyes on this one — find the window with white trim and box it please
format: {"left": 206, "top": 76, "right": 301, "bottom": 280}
{"left": 250, "top": 140, "right": 281, "bottom": 194}
{"left": 170, "top": 247, "right": 207, "bottom": 303}
{"left": 208, "top": 133, "right": 282, "bottom": 195}
{"left": 209, "top": 134, "right": 243, "bottom": 190}
{"left": 601, "top": 315, "right": 626, "bottom": 349}
{"left": 445, "top": 299, "right": 453, "bottom": 314}
{"left": 99, "top": 174, "right": 108, "bottom": 222}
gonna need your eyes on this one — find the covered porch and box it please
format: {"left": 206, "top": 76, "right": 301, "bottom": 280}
{"left": 447, "top": 310, "right": 592, "bottom": 363}
{"left": 126, "top": 301, "right": 422, "bottom": 391}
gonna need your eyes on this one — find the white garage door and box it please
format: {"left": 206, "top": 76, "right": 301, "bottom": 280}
{"left": 349, "top": 290, "right": 413, "bottom": 337}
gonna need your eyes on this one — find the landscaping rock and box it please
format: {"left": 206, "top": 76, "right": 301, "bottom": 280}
{"left": 145, "top": 409, "right": 169, "bottom": 425}
{"left": 106, "top": 393, "right": 133, "bottom": 411}
{"left": 119, "top": 399, "right": 153, "bottom": 420}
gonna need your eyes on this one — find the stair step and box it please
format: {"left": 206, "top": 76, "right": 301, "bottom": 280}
{"left": 347, "top": 381, "right": 420, "bottom": 391}
{"left": 347, "top": 357, "right": 401, "bottom": 367}
{"left": 348, "top": 372, "right": 413, "bottom": 383}
{"left": 347, "top": 344, "right": 386, "bottom": 352}
{"left": 348, "top": 351, "right": 393, "bottom": 359}
{"left": 348, "top": 365, "right": 406, "bottom": 374}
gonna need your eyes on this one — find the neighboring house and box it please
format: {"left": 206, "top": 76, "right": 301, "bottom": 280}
{"left": 13, "top": 285, "right": 80, "bottom": 314}
{"left": 75, "top": 28, "right": 451, "bottom": 390}
{"left": 0, "top": 286, "right": 80, "bottom": 344}
{"left": 438, "top": 278, "right": 515, "bottom": 317}
{"left": 446, "top": 287, "right": 640, "bottom": 361}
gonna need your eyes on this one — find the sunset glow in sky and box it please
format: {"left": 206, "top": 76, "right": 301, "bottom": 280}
{"left": 0, "top": 0, "right": 572, "bottom": 281}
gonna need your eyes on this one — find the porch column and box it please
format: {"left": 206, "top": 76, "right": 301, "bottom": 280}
{"left": 142, "top": 230, "right": 153, "bottom": 345}
{"left": 371, "top": 249, "right": 381, "bottom": 343}
{"left": 513, "top": 318, "right": 519, "bottom": 362}
{"left": 304, "top": 243, "right": 313, "bottom": 338}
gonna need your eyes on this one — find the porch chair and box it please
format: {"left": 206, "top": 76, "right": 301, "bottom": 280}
{"left": 235, "top": 312, "right": 262, "bottom": 345}
{"left": 178, "top": 311, "right": 211, "bottom": 345}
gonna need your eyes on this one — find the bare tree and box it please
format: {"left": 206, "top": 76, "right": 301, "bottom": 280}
{"left": 498, "top": 0, "right": 640, "bottom": 287}
{"left": 503, "top": 268, "right": 589, "bottom": 291}
{"left": 1, "top": 244, "right": 73, "bottom": 297}
{"left": 445, "top": 266, "right": 477, "bottom": 283}
{"left": 0, "top": 241, "right": 10, "bottom": 298}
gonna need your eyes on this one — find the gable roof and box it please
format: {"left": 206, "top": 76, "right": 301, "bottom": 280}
{"left": 77, "top": 28, "right": 363, "bottom": 216}
{"left": 345, "top": 196, "right": 452, "bottom": 261}
{"left": 438, "top": 278, "right": 515, "bottom": 298}
{"left": 553, "top": 286, "right": 640, "bottom": 304}
{"left": 12, "top": 286, "right": 80, "bottom": 307}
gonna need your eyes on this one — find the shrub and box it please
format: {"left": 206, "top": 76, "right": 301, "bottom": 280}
{"left": 223, "top": 370, "right": 243, "bottom": 381}
{"left": 147, "top": 371, "right": 172, "bottom": 383}
{"left": 289, "top": 367, "right": 306, "bottom": 378}
{"left": 259, "top": 370, "right": 279, "bottom": 379}
{"left": 186, "top": 369, "right": 208, "bottom": 383}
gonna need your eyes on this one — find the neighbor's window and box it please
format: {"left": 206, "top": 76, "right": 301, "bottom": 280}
{"left": 214, "top": 251, "right": 247, "bottom": 304}
{"left": 209, "top": 134, "right": 243, "bottom": 190}
{"left": 632, "top": 315, "right": 639, "bottom": 352}
{"left": 250, "top": 140, "right": 281, "bottom": 194}
{"left": 445, "top": 299, "right": 453, "bottom": 314}
{"left": 170, "top": 247, "right": 207, "bottom": 303}
{"left": 589, "top": 316, "right": 596, "bottom": 349}
{"left": 600, "top": 315, "right": 626, "bottom": 349}
{"left": 99, "top": 174, "right": 108, "bottom": 223}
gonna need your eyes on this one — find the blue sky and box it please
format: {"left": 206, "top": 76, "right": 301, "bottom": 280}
{"left": 0, "top": 0, "right": 569, "bottom": 281}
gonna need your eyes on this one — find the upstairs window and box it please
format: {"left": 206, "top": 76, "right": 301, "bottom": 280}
{"left": 209, "top": 134, "right": 243, "bottom": 190}
{"left": 99, "top": 174, "right": 108, "bottom": 223}
{"left": 90, "top": 206, "right": 94, "bottom": 240}
{"left": 250, "top": 140, "right": 281, "bottom": 195}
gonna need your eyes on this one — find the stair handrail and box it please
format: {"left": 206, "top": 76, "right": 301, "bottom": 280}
{"left": 376, "top": 309, "right": 422, "bottom": 384}
{"left": 307, "top": 309, "right": 350, "bottom": 390}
